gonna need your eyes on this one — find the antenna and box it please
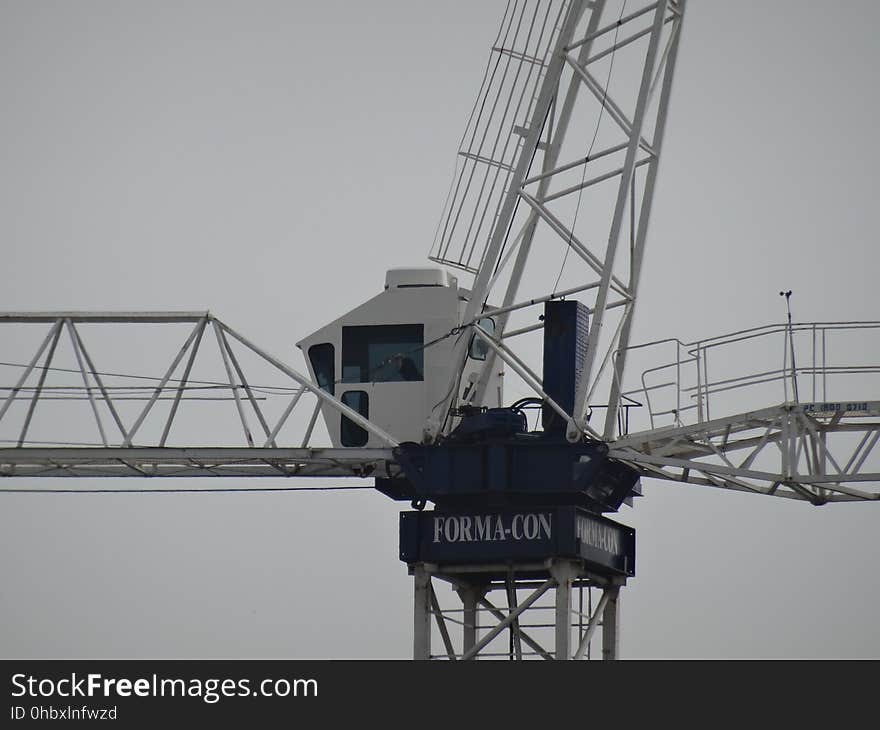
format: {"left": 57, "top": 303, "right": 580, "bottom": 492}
{"left": 779, "top": 289, "right": 799, "bottom": 403}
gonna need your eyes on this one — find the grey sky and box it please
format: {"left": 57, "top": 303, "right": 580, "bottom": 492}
{"left": 1, "top": 1, "right": 878, "bottom": 658}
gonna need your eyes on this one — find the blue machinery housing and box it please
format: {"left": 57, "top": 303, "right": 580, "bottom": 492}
{"left": 385, "top": 301, "right": 641, "bottom": 578}
{"left": 382, "top": 437, "right": 640, "bottom": 514}
{"left": 542, "top": 299, "right": 589, "bottom": 435}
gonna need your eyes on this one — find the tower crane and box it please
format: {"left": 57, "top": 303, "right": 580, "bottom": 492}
{"left": 1, "top": 0, "right": 877, "bottom": 659}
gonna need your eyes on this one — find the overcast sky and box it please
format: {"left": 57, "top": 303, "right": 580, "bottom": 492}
{"left": 1, "top": 0, "right": 878, "bottom": 659}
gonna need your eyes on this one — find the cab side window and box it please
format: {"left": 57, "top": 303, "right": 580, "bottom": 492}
{"left": 308, "top": 343, "right": 335, "bottom": 395}
{"left": 340, "top": 390, "right": 369, "bottom": 447}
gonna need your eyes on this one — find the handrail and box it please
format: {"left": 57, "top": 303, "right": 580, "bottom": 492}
{"left": 617, "top": 321, "right": 880, "bottom": 431}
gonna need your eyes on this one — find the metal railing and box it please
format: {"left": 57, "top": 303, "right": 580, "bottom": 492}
{"left": 619, "top": 321, "right": 880, "bottom": 431}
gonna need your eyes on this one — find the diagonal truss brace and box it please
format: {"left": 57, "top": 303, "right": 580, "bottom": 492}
{"left": 610, "top": 402, "right": 880, "bottom": 503}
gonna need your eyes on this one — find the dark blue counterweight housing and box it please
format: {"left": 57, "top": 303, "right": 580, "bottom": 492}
{"left": 542, "top": 300, "right": 590, "bottom": 435}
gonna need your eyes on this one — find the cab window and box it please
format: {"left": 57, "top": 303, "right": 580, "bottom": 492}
{"left": 308, "top": 343, "right": 335, "bottom": 395}
{"left": 340, "top": 390, "right": 369, "bottom": 447}
{"left": 468, "top": 317, "right": 495, "bottom": 361}
{"left": 342, "top": 324, "right": 424, "bottom": 383}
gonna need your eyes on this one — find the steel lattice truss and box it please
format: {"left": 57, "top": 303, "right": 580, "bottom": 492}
{"left": 1, "top": 313, "right": 877, "bottom": 504}
{"left": 608, "top": 321, "right": 880, "bottom": 503}
{"left": 611, "top": 403, "right": 880, "bottom": 504}
{"left": 414, "top": 562, "right": 623, "bottom": 660}
{"left": 0, "top": 313, "right": 396, "bottom": 483}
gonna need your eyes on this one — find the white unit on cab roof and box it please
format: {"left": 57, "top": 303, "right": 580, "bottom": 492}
{"left": 296, "top": 268, "right": 503, "bottom": 447}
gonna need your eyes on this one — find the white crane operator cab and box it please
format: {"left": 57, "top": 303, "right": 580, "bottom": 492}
{"left": 296, "top": 267, "right": 504, "bottom": 447}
